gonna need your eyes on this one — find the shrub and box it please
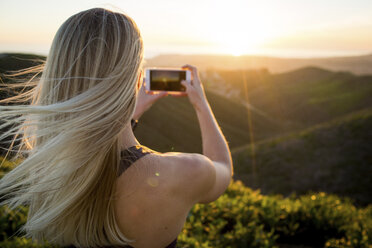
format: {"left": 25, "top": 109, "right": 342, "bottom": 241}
{"left": 1, "top": 158, "right": 371, "bottom": 247}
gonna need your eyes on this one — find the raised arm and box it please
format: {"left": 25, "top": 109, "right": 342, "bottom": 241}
{"left": 133, "top": 66, "right": 233, "bottom": 204}
{"left": 179, "top": 65, "right": 233, "bottom": 203}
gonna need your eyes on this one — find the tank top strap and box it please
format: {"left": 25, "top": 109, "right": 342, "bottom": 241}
{"left": 118, "top": 145, "right": 155, "bottom": 177}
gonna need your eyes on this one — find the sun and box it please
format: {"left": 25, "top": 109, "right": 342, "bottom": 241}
{"left": 206, "top": 0, "right": 278, "bottom": 56}
{"left": 231, "top": 48, "right": 243, "bottom": 57}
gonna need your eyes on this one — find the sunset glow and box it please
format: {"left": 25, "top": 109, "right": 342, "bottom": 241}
{"left": 0, "top": 0, "right": 371, "bottom": 58}
{"left": 206, "top": 0, "right": 279, "bottom": 56}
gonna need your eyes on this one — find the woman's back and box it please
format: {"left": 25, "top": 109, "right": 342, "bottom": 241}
{"left": 115, "top": 145, "right": 214, "bottom": 248}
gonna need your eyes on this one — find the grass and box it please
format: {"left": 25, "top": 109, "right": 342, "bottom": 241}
{"left": 232, "top": 108, "right": 372, "bottom": 206}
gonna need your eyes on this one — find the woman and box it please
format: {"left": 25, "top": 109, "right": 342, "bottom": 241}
{"left": 0, "top": 8, "right": 233, "bottom": 248}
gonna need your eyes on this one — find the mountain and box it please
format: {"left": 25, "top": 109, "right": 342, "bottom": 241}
{"left": 1, "top": 53, "right": 371, "bottom": 205}
{"left": 203, "top": 67, "right": 372, "bottom": 131}
{"left": 231, "top": 109, "right": 372, "bottom": 205}
{"left": 145, "top": 53, "right": 372, "bottom": 75}
{"left": 1, "top": 53, "right": 372, "bottom": 154}
{"left": 0, "top": 53, "right": 44, "bottom": 72}
{"left": 0, "top": 53, "right": 280, "bottom": 153}
{"left": 134, "top": 89, "right": 280, "bottom": 153}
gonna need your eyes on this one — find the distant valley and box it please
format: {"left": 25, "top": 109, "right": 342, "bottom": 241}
{"left": 145, "top": 53, "right": 372, "bottom": 76}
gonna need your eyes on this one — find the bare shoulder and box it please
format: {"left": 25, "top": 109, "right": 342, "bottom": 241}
{"left": 158, "top": 152, "right": 217, "bottom": 205}
{"left": 161, "top": 152, "right": 215, "bottom": 178}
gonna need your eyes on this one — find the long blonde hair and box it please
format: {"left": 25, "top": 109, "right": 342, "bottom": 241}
{"left": 0, "top": 8, "right": 143, "bottom": 247}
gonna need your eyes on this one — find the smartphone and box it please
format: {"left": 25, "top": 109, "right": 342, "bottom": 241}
{"left": 145, "top": 67, "right": 191, "bottom": 94}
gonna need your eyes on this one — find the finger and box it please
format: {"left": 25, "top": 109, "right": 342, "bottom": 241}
{"left": 181, "top": 64, "right": 195, "bottom": 70}
{"left": 170, "top": 92, "right": 187, "bottom": 97}
{"left": 147, "top": 90, "right": 167, "bottom": 97}
{"left": 155, "top": 91, "right": 168, "bottom": 98}
{"left": 182, "top": 65, "right": 198, "bottom": 82}
{"left": 180, "top": 80, "right": 191, "bottom": 92}
{"left": 140, "top": 81, "right": 148, "bottom": 93}
{"left": 181, "top": 79, "right": 191, "bottom": 87}
{"left": 182, "top": 64, "right": 197, "bottom": 74}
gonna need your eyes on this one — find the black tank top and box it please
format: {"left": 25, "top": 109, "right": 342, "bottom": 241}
{"left": 66, "top": 145, "right": 178, "bottom": 248}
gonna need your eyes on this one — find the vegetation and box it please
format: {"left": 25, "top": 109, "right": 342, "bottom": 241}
{"left": 1, "top": 54, "right": 371, "bottom": 153}
{"left": 1, "top": 53, "right": 371, "bottom": 247}
{"left": 204, "top": 67, "right": 372, "bottom": 129}
{"left": 1, "top": 158, "right": 371, "bottom": 247}
{"left": 232, "top": 109, "right": 372, "bottom": 206}
{"left": 135, "top": 66, "right": 372, "bottom": 154}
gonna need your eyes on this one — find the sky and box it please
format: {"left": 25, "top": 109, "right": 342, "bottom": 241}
{"left": 0, "top": 0, "right": 372, "bottom": 58}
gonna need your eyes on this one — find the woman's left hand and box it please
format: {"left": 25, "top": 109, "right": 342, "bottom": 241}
{"left": 132, "top": 79, "right": 168, "bottom": 120}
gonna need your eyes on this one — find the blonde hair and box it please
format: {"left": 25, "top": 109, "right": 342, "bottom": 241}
{"left": 0, "top": 8, "right": 143, "bottom": 247}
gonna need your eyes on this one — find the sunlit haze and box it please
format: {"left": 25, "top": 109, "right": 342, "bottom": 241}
{"left": 1, "top": 0, "right": 371, "bottom": 58}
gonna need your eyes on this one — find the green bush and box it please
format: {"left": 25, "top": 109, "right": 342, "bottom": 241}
{"left": 1, "top": 158, "right": 371, "bottom": 247}
{"left": 177, "top": 181, "right": 371, "bottom": 248}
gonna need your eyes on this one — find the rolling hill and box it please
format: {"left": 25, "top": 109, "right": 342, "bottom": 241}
{"left": 145, "top": 53, "right": 372, "bottom": 75}
{"left": 1, "top": 53, "right": 371, "bottom": 205}
{"left": 1, "top": 53, "right": 372, "bottom": 153}
{"left": 0, "top": 53, "right": 44, "bottom": 72}
{"left": 232, "top": 109, "right": 372, "bottom": 206}
{"left": 136, "top": 66, "right": 372, "bottom": 153}
{"left": 133, "top": 89, "right": 280, "bottom": 153}
{"left": 203, "top": 67, "right": 372, "bottom": 131}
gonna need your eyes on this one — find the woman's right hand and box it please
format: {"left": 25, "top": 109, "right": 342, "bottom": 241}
{"left": 178, "top": 64, "right": 209, "bottom": 112}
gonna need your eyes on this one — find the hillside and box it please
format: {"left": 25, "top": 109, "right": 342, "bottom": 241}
{"left": 134, "top": 66, "right": 372, "bottom": 153}
{"left": 1, "top": 53, "right": 372, "bottom": 155}
{"left": 145, "top": 53, "right": 372, "bottom": 75}
{"left": 0, "top": 53, "right": 280, "bottom": 153}
{"left": 232, "top": 109, "right": 372, "bottom": 206}
{"left": 134, "top": 90, "right": 280, "bottom": 153}
{"left": 0, "top": 53, "right": 45, "bottom": 72}
{"left": 1, "top": 53, "right": 372, "bottom": 246}
{"left": 204, "top": 67, "right": 372, "bottom": 131}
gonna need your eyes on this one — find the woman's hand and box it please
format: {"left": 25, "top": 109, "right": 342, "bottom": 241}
{"left": 132, "top": 79, "right": 168, "bottom": 120}
{"left": 177, "top": 64, "right": 209, "bottom": 112}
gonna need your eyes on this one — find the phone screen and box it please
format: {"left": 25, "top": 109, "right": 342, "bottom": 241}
{"left": 150, "top": 70, "right": 186, "bottom": 92}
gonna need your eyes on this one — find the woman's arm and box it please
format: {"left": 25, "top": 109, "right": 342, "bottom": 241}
{"left": 178, "top": 65, "right": 233, "bottom": 203}
{"left": 180, "top": 65, "right": 232, "bottom": 171}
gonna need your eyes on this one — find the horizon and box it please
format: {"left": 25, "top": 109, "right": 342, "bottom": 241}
{"left": 1, "top": 50, "right": 371, "bottom": 61}
{"left": 1, "top": 0, "right": 372, "bottom": 59}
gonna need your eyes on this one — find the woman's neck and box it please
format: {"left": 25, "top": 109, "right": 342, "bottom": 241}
{"left": 120, "top": 124, "right": 141, "bottom": 150}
